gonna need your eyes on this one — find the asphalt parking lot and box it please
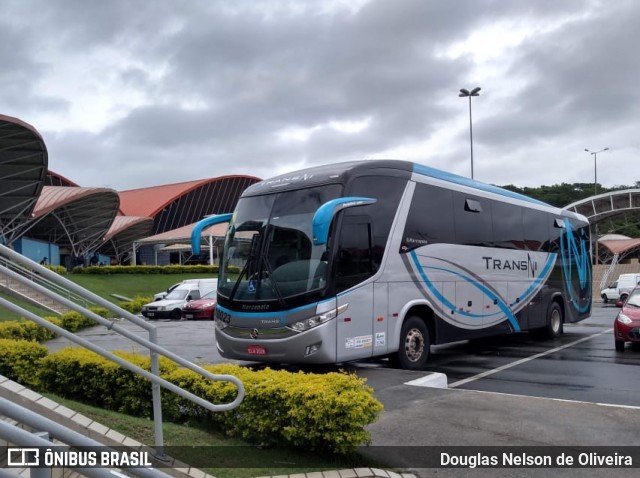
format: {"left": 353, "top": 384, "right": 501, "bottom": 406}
{"left": 45, "top": 303, "right": 640, "bottom": 477}
{"left": 45, "top": 302, "right": 640, "bottom": 408}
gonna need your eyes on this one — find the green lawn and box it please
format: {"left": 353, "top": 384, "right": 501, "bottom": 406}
{"left": 0, "top": 273, "right": 218, "bottom": 322}
{"left": 0, "top": 291, "right": 60, "bottom": 322}
{"left": 67, "top": 273, "right": 218, "bottom": 303}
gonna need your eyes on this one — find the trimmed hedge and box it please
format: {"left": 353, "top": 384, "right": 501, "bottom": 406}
{"left": 119, "top": 296, "right": 153, "bottom": 314}
{"left": 0, "top": 339, "right": 48, "bottom": 388}
{"left": 38, "top": 348, "right": 383, "bottom": 453}
{"left": 71, "top": 265, "right": 241, "bottom": 275}
{"left": 0, "top": 307, "right": 110, "bottom": 340}
{"left": 0, "top": 320, "right": 58, "bottom": 341}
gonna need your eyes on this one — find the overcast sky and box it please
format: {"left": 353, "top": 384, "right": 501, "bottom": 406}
{"left": 2, "top": 0, "right": 638, "bottom": 191}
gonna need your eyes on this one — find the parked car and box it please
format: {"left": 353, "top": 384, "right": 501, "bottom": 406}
{"left": 614, "top": 286, "right": 640, "bottom": 351}
{"left": 603, "top": 273, "right": 640, "bottom": 304}
{"left": 600, "top": 281, "right": 620, "bottom": 304}
{"left": 142, "top": 279, "right": 217, "bottom": 320}
{"left": 181, "top": 290, "right": 218, "bottom": 320}
{"left": 153, "top": 279, "right": 202, "bottom": 301}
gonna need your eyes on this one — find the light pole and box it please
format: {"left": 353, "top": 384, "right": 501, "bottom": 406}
{"left": 459, "top": 87, "right": 481, "bottom": 179}
{"left": 584, "top": 147, "right": 609, "bottom": 196}
{"left": 585, "top": 147, "right": 609, "bottom": 265}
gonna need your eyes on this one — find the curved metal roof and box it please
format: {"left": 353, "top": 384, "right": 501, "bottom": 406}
{"left": 0, "top": 114, "right": 48, "bottom": 243}
{"left": 18, "top": 186, "right": 120, "bottom": 256}
{"left": 46, "top": 170, "right": 80, "bottom": 187}
{"left": 598, "top": 238, "right": 640, "bottom": 255}
{"left": 564, "top": 189, "right": 640, "bottom": 223}
{"left": 118, "top": 175, "right": 260, "bottom": 235}
{"left": 100, "top": 215, "right": 154, "bottom": 263}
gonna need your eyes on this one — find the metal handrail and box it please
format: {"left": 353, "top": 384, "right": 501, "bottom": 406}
{"left": 0, "top": 397, "right": 175, "bottom": 478}
{"left": 0, "top": 256, "right": 89, "bottom": 310}
{"left": 0, "top": 244, "right": 244, "bottom": 458}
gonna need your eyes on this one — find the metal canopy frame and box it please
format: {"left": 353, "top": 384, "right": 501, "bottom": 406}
{"left": 0, "top": 115, "right": 48, "bottom": 244}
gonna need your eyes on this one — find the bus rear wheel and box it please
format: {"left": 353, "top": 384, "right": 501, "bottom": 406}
{"left": 533, "top": 302, "right": 563, "bottom": 339}
{"left": 396, "top": 316, "right": 430, "bottom": 370}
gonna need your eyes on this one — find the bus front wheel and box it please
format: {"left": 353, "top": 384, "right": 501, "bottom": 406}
{"left": 396, "top": 316, "right": 430, "bottom": 370}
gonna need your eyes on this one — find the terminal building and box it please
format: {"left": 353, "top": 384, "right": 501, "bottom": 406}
{"left": 0, "top": 113, "right": 260, "bottom": 269}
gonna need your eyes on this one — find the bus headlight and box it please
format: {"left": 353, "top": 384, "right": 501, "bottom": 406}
{"left": 288, "top": 304, "right": 348, "bottom": 332}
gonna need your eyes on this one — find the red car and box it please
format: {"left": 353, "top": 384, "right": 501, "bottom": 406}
{"left": 181, "top": 290, "right": 217, "bottom": 320}
{"left": 614, "top": 286, "right": 640, "bottom": 351}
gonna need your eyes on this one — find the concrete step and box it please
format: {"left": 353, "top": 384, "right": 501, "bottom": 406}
{"left": 0, "top": 270, "right": 70, "bottom": 315}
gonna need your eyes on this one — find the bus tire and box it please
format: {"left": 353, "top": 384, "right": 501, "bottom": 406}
{"left": 396, "top": 316, "right": 430, "bottom": 370}
{"left": 534, "top": 302, "right": 563, "bottom": 339}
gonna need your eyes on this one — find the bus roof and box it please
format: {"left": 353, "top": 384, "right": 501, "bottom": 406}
{"left": 243, "top": 159, "right": 564, "bottom": 212}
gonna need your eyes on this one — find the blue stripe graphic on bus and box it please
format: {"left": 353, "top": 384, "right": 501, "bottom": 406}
{"left": 560, "top": 218, "right": 592, "bottom": 314}
{"left": 514, "top": 253, "right": 557, "bottom": 305}
{"left": 409, "top": 250, "right": 521, "bottom": 331}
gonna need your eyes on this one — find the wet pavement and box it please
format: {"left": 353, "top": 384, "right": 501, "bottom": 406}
{"left": 44, "top": 304, "right": 640, "bottom": 477}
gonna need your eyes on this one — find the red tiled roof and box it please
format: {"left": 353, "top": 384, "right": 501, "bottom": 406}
{"left": 599, "top": 239, "right": 640, "bottom": 255}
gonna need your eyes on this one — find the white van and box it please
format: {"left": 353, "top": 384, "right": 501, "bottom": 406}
{"left": 601, "top": 273, "right": 640, "bottom": 303}
{"left": 153, "top": 279, "right": 201, "bottom": 301}
{"left": 142, "top": 279, "right": 218, "bottom": 320}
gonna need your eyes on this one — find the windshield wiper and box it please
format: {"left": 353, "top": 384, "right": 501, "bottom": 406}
{"left": 229, "top": 232, "right": 261, "bottom": 301}
{"left": 257, "top": 253, "right": 286, "bottom": 307}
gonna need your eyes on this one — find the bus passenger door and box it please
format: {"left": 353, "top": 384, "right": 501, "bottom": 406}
{"left": 334, "top": 215, "right": 376, "bottom": 361}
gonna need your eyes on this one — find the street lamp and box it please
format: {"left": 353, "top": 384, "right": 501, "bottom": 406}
{"left": 585, "top": 147, "right": 609, "bottom": 266}
{"left": 459, "top": 87, "right": 481, "bottom": 179}
{"left": 584, "top": 147, "right": 609, "bottom": 196}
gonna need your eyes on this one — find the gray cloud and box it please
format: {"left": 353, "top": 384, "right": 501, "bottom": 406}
{"left": 1, "top": 0, "right": 638, "bottom": 190}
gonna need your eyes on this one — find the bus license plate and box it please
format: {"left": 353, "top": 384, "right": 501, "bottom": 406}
{"left": 247, "top": 345, "right": 267, "bottom": 356}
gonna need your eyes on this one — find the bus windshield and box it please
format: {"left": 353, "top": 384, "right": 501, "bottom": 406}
{"left": 219, "top": 184, "right": 342, "bottom": 302}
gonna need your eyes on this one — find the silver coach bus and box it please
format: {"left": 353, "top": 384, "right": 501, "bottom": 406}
{"left": 191, "top": 160, "right": 592, "bottom": 370}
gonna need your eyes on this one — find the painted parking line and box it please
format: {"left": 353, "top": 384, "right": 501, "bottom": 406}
{"left": 447, "top": 328, "right": 613, "bottom": 389}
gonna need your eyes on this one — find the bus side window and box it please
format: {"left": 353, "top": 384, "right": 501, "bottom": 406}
{"left": 335, "top": 218, "right": 374, "bottom": 292}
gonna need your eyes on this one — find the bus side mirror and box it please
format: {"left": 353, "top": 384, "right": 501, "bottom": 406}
{"left": 312, "top": 197, "right": 376, "bottom": 246}
{"left": 191, "top": 213, "right": 233, "bottom": 255}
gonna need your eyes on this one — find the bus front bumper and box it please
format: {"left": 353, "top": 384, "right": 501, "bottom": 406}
{"left": 215, "top": 323, "right": 337, "bottom": 364}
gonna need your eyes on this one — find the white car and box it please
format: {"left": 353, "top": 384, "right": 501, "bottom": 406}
{"left": 600, "top": 282, "right": 620, "bottom": 304}
{"left": 143, "top": 279, "right": 218, "bottom": 319}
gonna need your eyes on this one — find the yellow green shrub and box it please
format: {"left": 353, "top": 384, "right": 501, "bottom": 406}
{"left": 37, "top": 349, "right": 383, "bottom": 453}
{"left": 39, "top": 348, "right": 178, "bottom": 415}
{"left": 119, "top": 296, "right": 153, "bottom": 314}
{"left": 0, "top": 320, "right": 57, "bottom": 341}
{"left": 0, "top": 339, "right": 48, "bottom": 388}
